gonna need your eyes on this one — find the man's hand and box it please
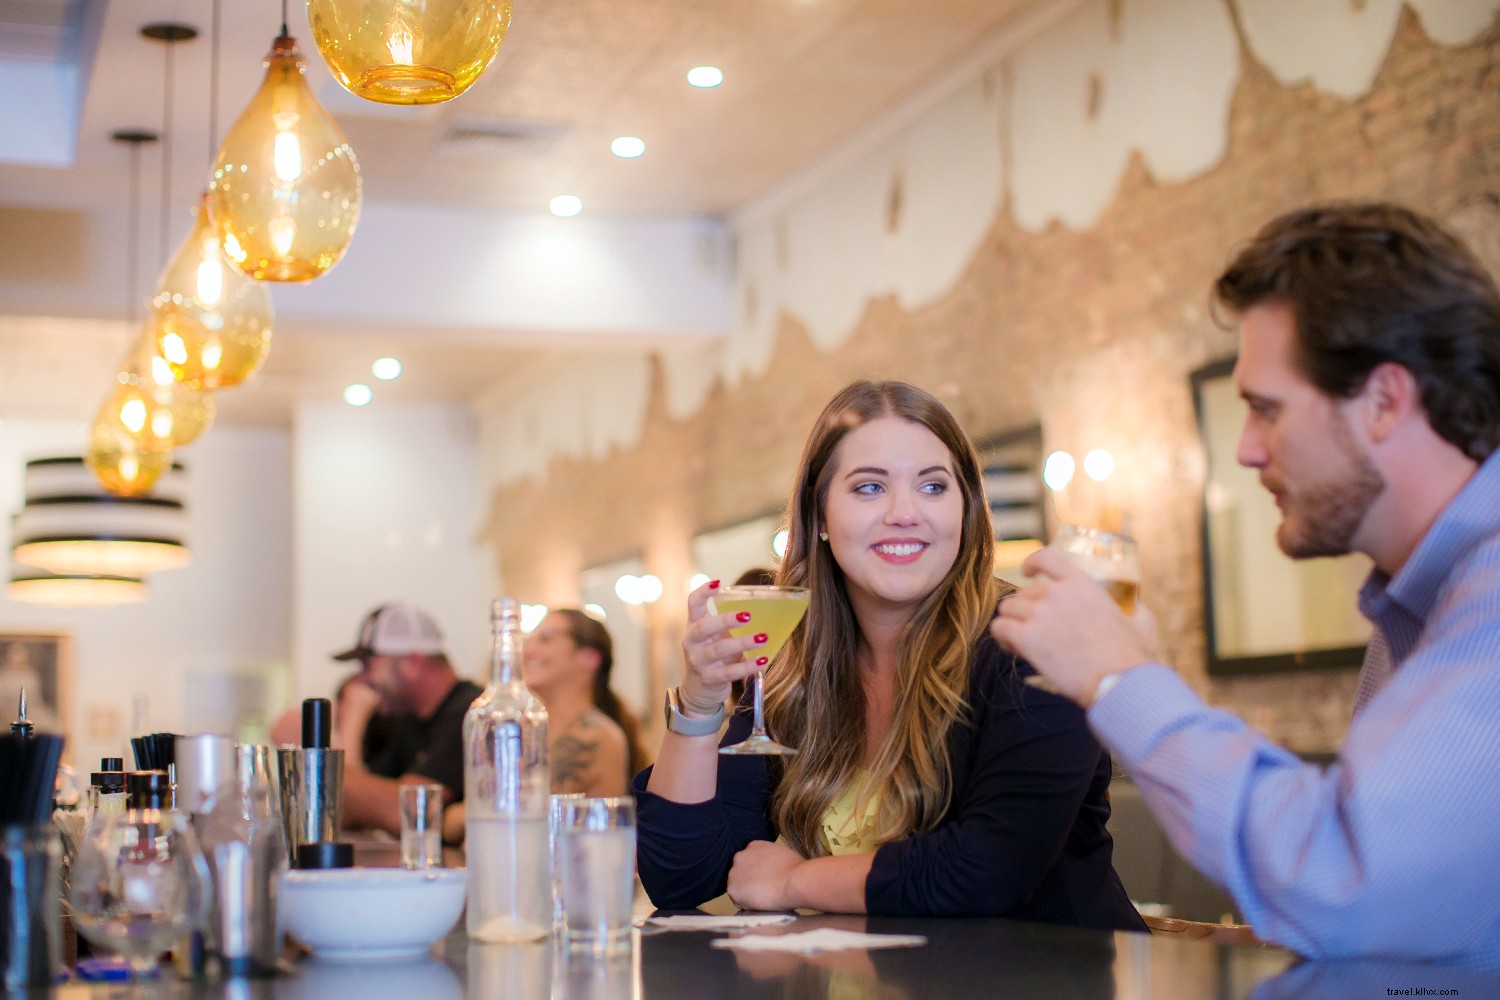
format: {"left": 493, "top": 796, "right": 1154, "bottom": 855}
{"left": 990, "top": 546, "right": 1157, "bottom": 707}
{"left": 726, "top": 840, "right": 803, "bottom": 912}
{"left": 334, "top": 680, "right": 381, "bottom": 766}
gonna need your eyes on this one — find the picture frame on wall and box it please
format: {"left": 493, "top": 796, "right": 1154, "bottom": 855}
{"left": 976, "top": 424, "right": 1047, "bottom": 583}
{"left": 0, "top": 630, "right": 71, "bottom": 740}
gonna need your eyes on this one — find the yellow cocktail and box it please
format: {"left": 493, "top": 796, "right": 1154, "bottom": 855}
{"left": 709, "top": 585, "right": 809, "bottom": 755}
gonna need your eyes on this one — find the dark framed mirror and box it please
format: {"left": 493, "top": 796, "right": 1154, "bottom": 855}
{"left": 1191, "top": 358, "right": 1369, "bottom": 676}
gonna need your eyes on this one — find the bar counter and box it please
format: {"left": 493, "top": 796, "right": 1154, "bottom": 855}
{"left": 45, "top": 911, "right": 1500, "bottom": 1000}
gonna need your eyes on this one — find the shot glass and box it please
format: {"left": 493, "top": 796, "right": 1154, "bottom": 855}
{"left": 398, "top": 783, "right": 445, "bottom": 870}
{"left": 555, "top": 797, "right": 636, "bottom": 955}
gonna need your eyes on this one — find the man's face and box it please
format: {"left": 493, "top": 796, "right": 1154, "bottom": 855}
{"left": 1233, "top": 301, "right": 1386, "bottom": 560}
{"left": 358, "top": 654, "right": 406, "bottom": 712}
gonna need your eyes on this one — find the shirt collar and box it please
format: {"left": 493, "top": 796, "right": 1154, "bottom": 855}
{"left": 1360, "top": 448, "right": 1500, "bottom": 623}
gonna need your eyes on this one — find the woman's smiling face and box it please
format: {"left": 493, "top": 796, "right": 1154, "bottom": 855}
{"left": 821, "top": 415, "right": 963, "bottom": 622}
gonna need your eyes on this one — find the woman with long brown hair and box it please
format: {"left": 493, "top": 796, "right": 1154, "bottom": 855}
{"left": 523, "top": 608, "right": 647, "bottom": 795}
{"left": 637, "top": 380, "right": 1142, "bottom": 927}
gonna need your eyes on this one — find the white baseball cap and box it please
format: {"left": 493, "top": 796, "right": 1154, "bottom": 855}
{"left": 332, "top": 603, "right": 445, "bottom": 661}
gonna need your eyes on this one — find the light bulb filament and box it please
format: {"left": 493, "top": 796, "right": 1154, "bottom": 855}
{"left": 150, "top": 355, "right": 175, "bottom": 387}
{"left": 269, "top": 214, "right": 297, "bottom": 257}
{"left": 387, "top": 9, "right": 416, "bottom": 65}
{"left": 273, "top": 130, "right": 303, "bottom": 182}
{"left": 162, "top": 332, "right": 188, "bottom": 365}
{"left": 119, "top": 398, "right": 147, "bottom": 434}
{"left": 196, "top": 256, "right": 224, "bottom": 306}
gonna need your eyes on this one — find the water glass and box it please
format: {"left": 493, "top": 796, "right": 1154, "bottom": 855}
{"left": 399, "top": 783, "right": 445, "bottom": 869}
{"left": 555, "top": 797, "right": 635, "bottom": 954}
{"left": 549, "top": 793, "right": 585, "bottom": 928}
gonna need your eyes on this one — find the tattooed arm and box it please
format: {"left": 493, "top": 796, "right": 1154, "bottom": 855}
{"left": 550, "top": 708, "right": 630, "bottom": 797}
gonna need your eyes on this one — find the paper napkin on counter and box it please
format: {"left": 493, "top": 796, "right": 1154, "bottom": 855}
{"left": 710, "top": 929, "right": 927, "bottom": 953}
{"left": 647, "top": 914, "right": 798, "bottom": 931}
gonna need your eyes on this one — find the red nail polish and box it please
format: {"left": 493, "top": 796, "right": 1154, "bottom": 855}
{"left": 756, "top": 657, "right": 768, "bottom": 667}
{"left": 736, "top": 612, "right": 752, "bottom": 623}
{"left": 754, "top": 633, "right": 768, "bottom": 644}
{"left": 709, "top": 579, "right": 720, "bottom": 589}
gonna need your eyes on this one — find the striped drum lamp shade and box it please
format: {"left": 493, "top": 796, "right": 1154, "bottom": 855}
{"left": 8, "top": 457, "right": 189, "bottom": 605}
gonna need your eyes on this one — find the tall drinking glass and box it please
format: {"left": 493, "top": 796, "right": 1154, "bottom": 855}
{"left": 1025, "top": 524, "right": 1140, "bottom": 692}
{"left": 709, "top": 585, "right": 810, "bottom": 756}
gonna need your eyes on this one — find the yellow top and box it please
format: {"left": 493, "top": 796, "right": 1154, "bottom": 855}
{"left": 819, "top": 769, "right": 883, "bottom": 857}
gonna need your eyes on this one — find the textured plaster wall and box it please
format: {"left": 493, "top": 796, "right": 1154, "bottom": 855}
{"left": 480, "top": 2, "right": 1500, "bottom": 753}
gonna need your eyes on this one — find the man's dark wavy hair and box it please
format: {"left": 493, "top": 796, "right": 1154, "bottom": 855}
{"left": 1213, "top": 201, "right": 1500, "bottom": 461}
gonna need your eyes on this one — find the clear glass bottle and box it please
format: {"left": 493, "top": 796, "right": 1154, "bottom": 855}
{"left": 464, "top": 597, "right": 550, "bottom": 942}
{"left": 70, "top": 771, "right": 210, "bottom": 979}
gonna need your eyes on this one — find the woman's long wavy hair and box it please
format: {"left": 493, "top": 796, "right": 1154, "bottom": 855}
{"left": 763, "top": 380, "right": 998, "bottom": 857}
{"left": 551, "top": 608, "right": 649, "bottom": 779}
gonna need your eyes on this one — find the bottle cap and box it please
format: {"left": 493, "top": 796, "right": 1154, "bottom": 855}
{"left": 92, "top": 758, "right": 127, "bottom": 792}
{"left": 302, "top": 698, "right": 333, "bottom": 749}
{"left": 295, "top": 841, "right": 354, "bottom": 869}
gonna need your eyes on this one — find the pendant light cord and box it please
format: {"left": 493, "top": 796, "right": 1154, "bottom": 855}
{"left": 127, "top": 142, "right": 142, "bottom": 322}
{"left": 280, "top": 0, "right": 288, "bottom": 38}
{"left": 160, "top": 36, "right": 175, "bottom": 270}
{"left": 209, "top": 0, "right": 220, "bottom": 160}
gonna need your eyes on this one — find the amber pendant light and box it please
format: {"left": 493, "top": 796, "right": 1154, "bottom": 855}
{"left": 208, "top": 12, "right": 362, "bottom": 283}
{"left": 94, "top": 336, "right": 217, "bottom": 454}
{"left": 85, "top": 418, "right": 178, "bottom": 498}
{"left": 306, "top": 0, "right": 513, "bottom": 105}
{"left": 152, "top": 3, "right": 275, "bottom": 388}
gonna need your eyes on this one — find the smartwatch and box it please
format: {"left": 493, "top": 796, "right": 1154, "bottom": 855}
{"left": 664, "top": 687, "right": 726, "bottom": 736}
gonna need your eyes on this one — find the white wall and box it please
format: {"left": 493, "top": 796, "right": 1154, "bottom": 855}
{"left": 291, "top": 401, "right": 492, "bottom": 700}
{"left": 0, "top": 419, "right": 292, "bottom": 772}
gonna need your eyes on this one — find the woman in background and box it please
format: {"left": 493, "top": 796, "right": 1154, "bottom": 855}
{"left": 523, "top": 608, "right": 647, "bottom": 796}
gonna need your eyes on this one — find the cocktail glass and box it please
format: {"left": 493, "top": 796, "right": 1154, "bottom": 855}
{"left": 708, "top": 585, "right": 810, "bottom": 756}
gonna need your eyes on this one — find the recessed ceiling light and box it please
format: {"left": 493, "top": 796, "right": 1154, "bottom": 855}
{"left": 610, "top": 136, "right": 646, "bottom": 159}
{"left": 686, "top": 66, "right": 723, "bottom": 88}
{"left": 549, "top": 195, "right": 583, "bottom": 218}
{"left": 371, "top": 357, "right": 402, "bottom": 380}
{"left": 344, "top": 383, "right": 373, "bottom": 406}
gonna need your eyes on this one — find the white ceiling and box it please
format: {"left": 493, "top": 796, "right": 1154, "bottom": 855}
{"left": 0, "top": 0, "right": 1042, "bottom": 427}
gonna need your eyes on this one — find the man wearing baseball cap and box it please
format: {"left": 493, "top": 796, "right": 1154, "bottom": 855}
{"left": 332, "top": 603, "right": 482, "bottom": 837}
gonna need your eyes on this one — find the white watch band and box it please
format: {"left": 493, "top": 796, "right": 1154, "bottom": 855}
{"left": 664, "top": 688, "right": 725, "bottom": 736}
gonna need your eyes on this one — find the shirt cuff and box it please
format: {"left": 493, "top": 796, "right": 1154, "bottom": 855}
{"left": 1086, "top": 662, "right": 1206, "bottom": 765}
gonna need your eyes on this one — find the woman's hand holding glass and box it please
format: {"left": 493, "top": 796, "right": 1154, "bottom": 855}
{"left": 679, "top": 580, "right": 769, "bottom": 720}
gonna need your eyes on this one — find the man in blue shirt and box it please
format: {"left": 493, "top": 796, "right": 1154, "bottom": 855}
{"left": 992, "top": 202, "right": 1500, "bottom": 964}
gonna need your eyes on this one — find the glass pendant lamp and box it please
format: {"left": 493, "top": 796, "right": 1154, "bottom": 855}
{"left": 85, "top": 421, "right": 175, "bottom": 497}
{"left": 151, "top": 193, "right": 274, "bottom": 388}
{"left": 209, "top": 31, "right": 362, "bottom": 282}
{"left": 306, "top": 0, "right": 513, "bottom": 105}
{"left": 93, "top": 337, "right": 216, "bottom": 460}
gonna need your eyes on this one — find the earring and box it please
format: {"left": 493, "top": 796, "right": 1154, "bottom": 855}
{"left": 818, "top": 531, "right": 829, "bottom": 541}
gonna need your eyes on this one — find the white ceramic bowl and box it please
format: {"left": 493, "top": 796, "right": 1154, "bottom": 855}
{"left": 281, "top": 867, "right": 467, "bottom": 961}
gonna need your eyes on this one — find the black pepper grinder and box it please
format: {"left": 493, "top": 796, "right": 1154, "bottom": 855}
{"left": 276, "top": 699, "right": 348, "bottom": 868}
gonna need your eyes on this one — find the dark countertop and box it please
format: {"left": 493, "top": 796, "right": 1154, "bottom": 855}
{"left": 51, "top": 915, "right": 1500, "bottom": 1000}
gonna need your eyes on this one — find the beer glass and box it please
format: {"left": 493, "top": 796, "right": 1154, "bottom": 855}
{"left": 1025, "top": 524, "right": 1139, "bottom": 692}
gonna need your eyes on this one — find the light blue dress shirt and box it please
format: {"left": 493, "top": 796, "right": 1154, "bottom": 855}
{"left": 1090, "top": 449, "right": 1500, "bottom": 964}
